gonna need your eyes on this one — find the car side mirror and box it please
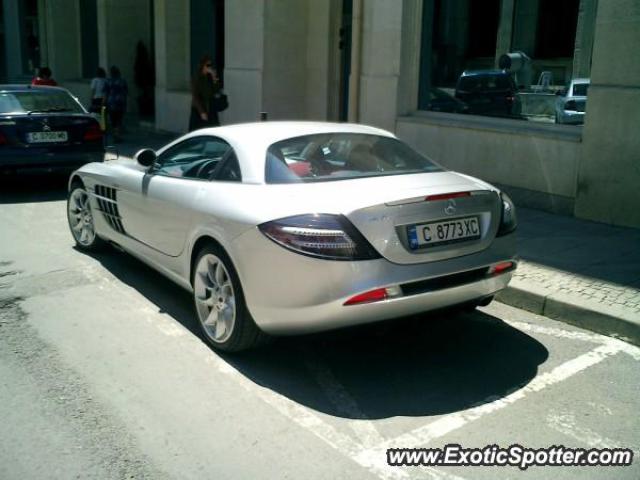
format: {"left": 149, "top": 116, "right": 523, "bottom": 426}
{"left": 135, "top": 149, "right": 156, "bottom": 168}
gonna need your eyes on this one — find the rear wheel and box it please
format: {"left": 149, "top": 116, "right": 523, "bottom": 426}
{"left": 192, "top": 245, "right": 268, "bottom": 352}
{"left": 67, "top": 184, "right": 106, "bottom": 251}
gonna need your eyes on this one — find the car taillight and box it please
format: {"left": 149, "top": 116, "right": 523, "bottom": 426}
{"left": 83, "top": 123, "right": 103, "bottom": 142}
{"left": 425, "top": 191, "right": 470, "bottom": 202}
{"left": 344, "top": 286, "right": 402, "bottom": 306}
{"left": 506, "top": 96, "right": 515, "bottom": 103}
{"left": 258, "top": 214, "right": 380, "bottom": 260}
{"left": 488, "top": 261, "right": 515, "bottom": 275}
{"left": 0, "top": 131, "right": 7, "bottom": 145}
{"left": 565, "top": 100, "right": 577, "bottom": 111}
{"left": 497, "top": 192, "right": 517, "bottom": 236}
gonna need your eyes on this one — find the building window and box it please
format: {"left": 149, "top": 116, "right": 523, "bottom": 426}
{"left": 80, "top": 0, "right": 98, "bottom": 78}
{"left": 417, "top": 0, "right": 593, "bottom": 126}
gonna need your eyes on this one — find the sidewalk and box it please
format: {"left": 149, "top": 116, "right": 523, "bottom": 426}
{"left": 497, "top": 207, "right": 640, "bottom": 345}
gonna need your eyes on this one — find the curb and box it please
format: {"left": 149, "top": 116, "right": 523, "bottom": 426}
{"left": 496, "top": 279, "right": 640, "bottom": 347}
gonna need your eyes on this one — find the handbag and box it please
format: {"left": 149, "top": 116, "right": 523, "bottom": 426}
{"left": 212, "top": 91, "right": 229, "bottom": 112}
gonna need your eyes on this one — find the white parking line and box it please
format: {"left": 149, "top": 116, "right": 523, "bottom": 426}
{"left": 92, "top": 268, "right": 636, "bottom": 480}
{"left": 547, "top": 411, "right": 627, "bottom": 451}
{"left": 503, "top": 320, "right": 605, "bottom": 344}
{"left": 304, "top": 349, "right": 386, "bottom": 449}
{"left": 355, "top": 342, "right": 624, "bottom": 465}
{"left": 504, "top": 319, "right": 640, "bottom": 360}
{"left": 213, "top": 352, "right": 467, "bottom": 480}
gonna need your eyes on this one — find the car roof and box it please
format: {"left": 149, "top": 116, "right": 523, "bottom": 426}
{"left": 570, "top": 78, "right": 590, "bottom": 85}
{"left": 460, "top": 70, "right": 510, "bottom": 77}
{"left": 170, "top": 121, "right": 396, "bottom": 185}
{"left": 193, "top": 121, "right": 394, "bottom": 145}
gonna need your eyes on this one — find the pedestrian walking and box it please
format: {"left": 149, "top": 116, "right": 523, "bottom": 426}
{"left": 104, "top": 65, "right": 128, "bottom": 142}
{"left": 31, "top": 67, "right": 57, "bottom": 86}
{"left": 89, "top": 67, "right": 107, "bottom": 113}
{"left": 189, "top": 55, "right": 227, "bottom": 131}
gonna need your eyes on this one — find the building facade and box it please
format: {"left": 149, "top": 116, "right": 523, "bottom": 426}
{"left": 1, "top": 0, "right": 639, "bottom": 228}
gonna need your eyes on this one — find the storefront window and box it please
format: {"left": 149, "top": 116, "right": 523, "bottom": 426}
{"left": 418, "top": 0, "right": 593, "bottom": 126}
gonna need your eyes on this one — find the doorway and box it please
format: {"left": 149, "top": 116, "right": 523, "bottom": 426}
{"left": 190, "top": 0, "right": 225, "bottom": 85}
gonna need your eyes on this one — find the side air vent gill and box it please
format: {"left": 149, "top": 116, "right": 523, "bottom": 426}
{"left": 94, "top": 185, "right": 126, "bottom": 234}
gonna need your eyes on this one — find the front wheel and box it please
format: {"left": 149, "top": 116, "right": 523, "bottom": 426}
{"left": 67, "top": 185, "right": 106, "bottom": 251}
{"left": 192, "top": 245, "right": 268, "bottom": 352}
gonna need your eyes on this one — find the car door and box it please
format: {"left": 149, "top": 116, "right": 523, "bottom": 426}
{"left": 117, "top": 136, "right": 232, "bottom": 256}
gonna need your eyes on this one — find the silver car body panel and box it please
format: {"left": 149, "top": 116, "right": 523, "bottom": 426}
{"left": 70, "top": 121, "right": 517, "bottom": 334}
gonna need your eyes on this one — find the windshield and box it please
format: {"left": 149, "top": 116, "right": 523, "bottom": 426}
{"left": 0, "top": 90, "right": 85, "bottom": 114}
{"left": 265, "top": 133, "right": 442, "bottom": 184}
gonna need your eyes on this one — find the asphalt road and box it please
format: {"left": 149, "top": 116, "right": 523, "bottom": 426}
{"left": 1, "top": 176, "right": 639, "bottom": 480}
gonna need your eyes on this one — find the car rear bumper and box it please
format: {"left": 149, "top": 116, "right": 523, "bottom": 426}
{"left": 0, "top": 150, "right": 103, "bottom": 174}
{"left": 231, "top": 227, "right": 517, "bottom": 335}
{"left": 557, "top": 110, "right": 585, "bottom": 124}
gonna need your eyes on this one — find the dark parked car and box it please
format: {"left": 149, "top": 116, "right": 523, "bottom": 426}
{"left": 454, "top": 70, "right": 521, "bottom": 117}
{"left": 0, "top": 85, "right": 104, "bottom": 175}
{"left": 425, "top": 88, "right": 469, "bottom": 114}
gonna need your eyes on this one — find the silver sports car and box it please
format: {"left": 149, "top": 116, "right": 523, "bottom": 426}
{"left": 67, "top": 122, "right": 517, "bottom": 351}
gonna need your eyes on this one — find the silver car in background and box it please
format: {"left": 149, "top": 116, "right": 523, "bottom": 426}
{"left": 555, "top": 78, "right": 590, "bottom": 124}
{"left": 67, "top": 122, "right": 517, "bottom": 351}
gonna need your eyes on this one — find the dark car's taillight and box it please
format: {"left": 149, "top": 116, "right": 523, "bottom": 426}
{"left": 259, "top": 214, "right": 380, "bottom": 261}
{"left": 0, "top": 131, "right": 7, "bottom": 145}
{"left": 83, "top": 122, "right": 103, "bottom": 142}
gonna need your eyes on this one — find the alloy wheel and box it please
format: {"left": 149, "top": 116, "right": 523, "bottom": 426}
{"left": 68, "top": 188, "right": 97, "bottom": 247}
{"left": 193, "top": 253, "right": 236, "bottom": 344}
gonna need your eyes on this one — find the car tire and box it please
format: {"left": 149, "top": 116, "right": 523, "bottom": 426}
{"left": 67, "top": 183, "right": 107, "bottom": 251}
{"left": 192, "top": 244, "right": 269, "bottom": 352}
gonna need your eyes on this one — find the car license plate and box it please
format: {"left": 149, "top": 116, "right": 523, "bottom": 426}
{"left": 407, "top": 216, "right": 481, "bottom": 249}
{"left": 27, "top": 131, "right": 68, "bottom": 143}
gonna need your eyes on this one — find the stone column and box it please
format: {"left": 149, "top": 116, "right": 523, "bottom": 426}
{"left": 3, "top": 0, "right": 26, "bottom": 80}
{"left": 40, "top": 0, "right": 81, "bottom": 80}
{"left": 223, "top": 0, "right": 265, "bottom": 124}
{"left": 358, "top": 0, "right": 404, "bottom": 131}
{"left": 97, "top": 0, "right": 152, "bottom": 112}
{"left": 574, "top": 0, "right": 640, "bottom": 228}
{"left": 153, "top": 0, "right": 190, "bottom": 131}
{"left": 495, "top": 0, "right": 515, "bottom": 66}
{"left": 511, "top": 0, "right": 539, "bottom": 56}
{"left": 572, "top": 0, "right": 598, "bottom": 79}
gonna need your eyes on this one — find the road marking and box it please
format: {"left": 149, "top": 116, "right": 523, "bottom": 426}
{"left": 304, "top": 349, "right": 385, "bottom": 449}
{"left": 502, "top": 319, "right": 604, "bottom": 344}
{"left": 214, "top": 349, "right": 470, "bottom": 480}
{"left": 356, "top": 342, "right": 624, "bottom": 464}
{"left": 504, "top": 319, "right": 640, "bottom": 360}
{"left": 547, "top": 410, "right": 638, "bottom": 455}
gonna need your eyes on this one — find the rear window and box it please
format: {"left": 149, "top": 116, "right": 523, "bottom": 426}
{"left": 571, "top": 83, "right": 589, "bottom": 96}
{"left": 0, "top": 90, "right": 85, "bottom": 114}
{"left": 265, "top": 133, "right": 442, "bottom": 184}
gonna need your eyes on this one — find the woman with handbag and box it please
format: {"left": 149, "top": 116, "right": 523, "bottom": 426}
{"left": 189, "top": 55, "right": 227, "bottom": 131}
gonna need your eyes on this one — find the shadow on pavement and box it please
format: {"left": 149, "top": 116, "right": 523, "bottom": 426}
{"left": 0, "top": 174, "right": 69, "bottom": 204}
{"left": 88, "top": 247, "right": 549, "bottom": 420}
